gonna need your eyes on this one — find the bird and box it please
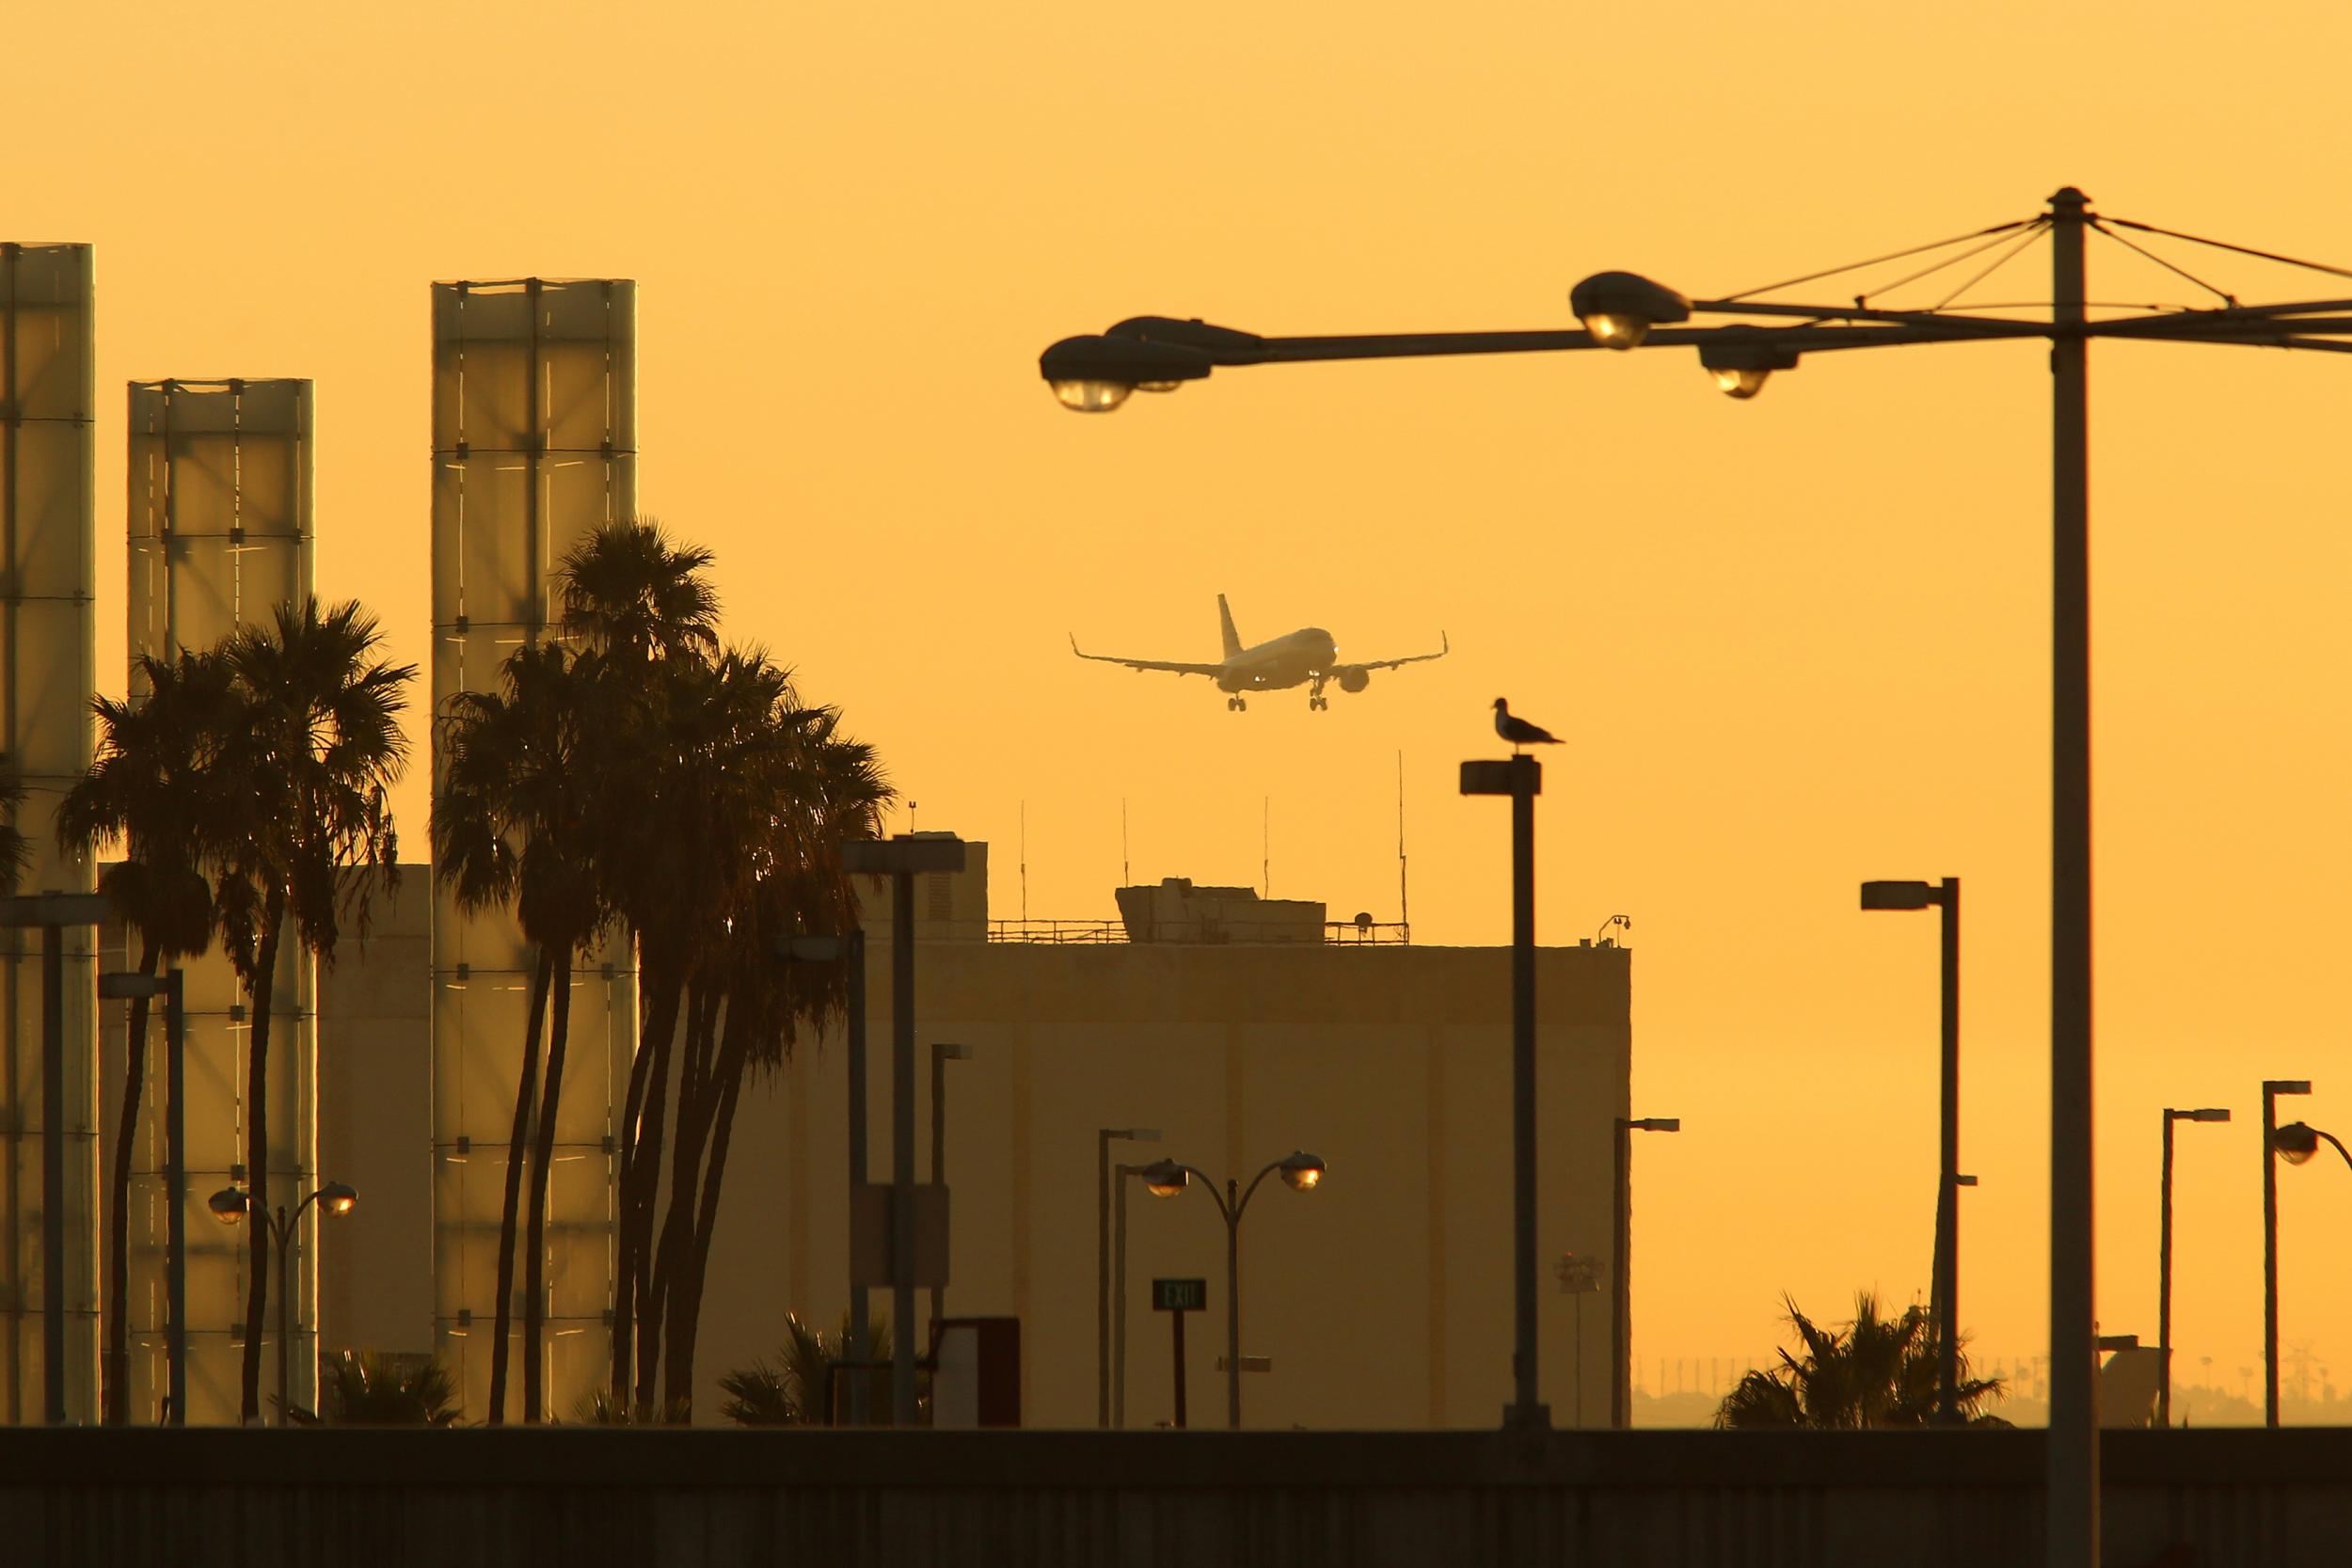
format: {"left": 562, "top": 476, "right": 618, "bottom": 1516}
{"left": 1493, "top": 698, "right": 1562, "bottom": 752}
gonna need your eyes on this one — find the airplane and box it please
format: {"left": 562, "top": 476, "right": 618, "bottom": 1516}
{"left": 1071, "top": 594, "right": 1448, "bottom": 711}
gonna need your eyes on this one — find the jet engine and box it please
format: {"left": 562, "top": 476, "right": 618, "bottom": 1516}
{"left": 1337, "top": 667, "right": 1371, "bottom": 693}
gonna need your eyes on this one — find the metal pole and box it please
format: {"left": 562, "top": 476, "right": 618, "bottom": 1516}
{"left": 891, "top": 876, "right": 915, "bottom": 1427}
{"left": 1097, "top": 1130, "right": 1112, "bottom": 1427}
{"left": 1937, "top": 877, "right": 1961, "bottom": 1424}
{"left": 1612, "top": 1117, "right": 1630, "bottom": 1429}
{"left": 929, "top": 1045, "right": 948, "bottom": 1338}
{"left": 2044, "top": 182, "right": 2098, "bottom": 1568}
{"left": 1224, "top": 1180, "right": 1242, "bottom": 1429}
{"left": 274, "top": 1210, "right": 292, "bottom": 1427}
{"left": 1506, "top": 756, "right": 1546, "bottom": 1429}
{"left": 1114, "top": 1164, "right": 1131, "bottom": 1427}
{"left": 2159, "top": 1110, "right": 2175, "bottom": 1429}
{"left": 1172, "top": 1307, "right": 1187, "bottom": 1429}
{"left": 166, "top": 971, "right": 186, "bottom": 1426}
{"left": 40, "top": 921, "right": 63, "bottom": 1426}
{"left": 847, "top": 929, "right": 869, "bottom": 1425}
{"left": 2264, "top": 1082, "right": 2280, "bottom": 1428}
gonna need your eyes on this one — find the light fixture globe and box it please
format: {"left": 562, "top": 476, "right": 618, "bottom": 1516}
{"left": 1699, "top": 339, "right": 1802, "bottom": 401}
{"left": 321, "top": 1181, "right": 358, "bottom": 1216}
{"left": 2275, "top": 1122, "right": 2322, "bottom": 1165}
{"left": 1278, "top": 1151, "right": 1327, "bottom": 1192}
{"left": 1569, "top": 271, "right": 1692, "bottom": 351}
{"left": 207, "top": 1186, "right": 250, "bottom": 1225}
{"left": 1039, "top": 334, "right": 1216, "bottom": 413}
{"left": 1141, "top": 1159, "right": 1189, "bottom": 1199}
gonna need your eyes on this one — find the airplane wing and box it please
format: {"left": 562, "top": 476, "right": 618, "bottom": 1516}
{"left": 1070, "top": 634, "right": 1225, "bottom": 677}
{"left": 1346, "top": 631, "right": 1450, "bottom": 673}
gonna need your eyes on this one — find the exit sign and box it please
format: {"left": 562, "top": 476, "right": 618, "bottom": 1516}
{"left": 1152, "top": 1277, "right": 1207, "bottom": 1312}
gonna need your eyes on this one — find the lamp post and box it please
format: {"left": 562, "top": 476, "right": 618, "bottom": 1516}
{"left": 2157, "top": 1105, "right": 2230, "bottom": 1429}
{"left": 207, "top": 1179, "right": 356, "bottom": 1425}
{"left": 780, "top": 928, "right": 871, "bottom": 1421}
{"left": 839, "top": 833, "right": 966, "bottom": 1427}
{"left": 1096, "top": 1126, "right": 1160, "bottom": 1426}
{"left": 2268, "top": 1108, "right": 2345, "bottom": 1427}
{"left": 2261, "top": 1079, "right": 2312, "bottom": 1426}
{"left": 1141, "top": 1151, "right": 1325, "bottom": 1429}
{"left": 1612, "top": 1115, "right": 1678, "bottom": 1429}
{"left": 1458, "top": 753, "right": 1545, "bottom": 1430}
{"left": 1113, "top": 1160, "right": 1148, "bottom": 1427}
{"left": 1860, "top": 876, "right": 1962, "bottom": 1424}
{"left": 1, "top": 890, "right": 111, "bottom": 1425}
{"left": 96, "top": 967, "right": 186, "bottom": 1426}
{"left": 929, "top": 1042, "right": 971, "bottom": 1339}
{"left": 1040, "top": 188, "right": 2352, "bottom": 1561}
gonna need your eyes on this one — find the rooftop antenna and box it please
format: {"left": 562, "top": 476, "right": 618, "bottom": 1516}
{"left": 1398, "top": 752, "right": 1410, "bottom": 942}
{"left": 1263, "top": 797, "right": 1271, "bottom": 899}
{"left": 1121, "top": 798, "right": 1130, "bottom": 887}
{"left": 1020, "top": 800, "right": 1028, "bottom": 924}
{"left": 908, "top": 800, "right": 918, "bottom": 836}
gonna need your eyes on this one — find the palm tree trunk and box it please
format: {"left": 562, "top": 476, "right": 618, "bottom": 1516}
{"left": 239, "top": 892, "right": 286, "bottom": 1424}
{"left": 104, "top": 942, "right": 161, "bottom": 1425}
{"left": 635, "top": 983, "right": 719, "bottom": 1411}
{"left": 524, "top": 944, "right": 573, "bottom": 1422}
{"left": 485, "top": 951, "right": 552, "bottom": 1426}
{"left": 664, "top": 1023, "right": 748, "bottom": 1413}
{"left": 612, "top": 959, "right": 683, "bottom": 1401}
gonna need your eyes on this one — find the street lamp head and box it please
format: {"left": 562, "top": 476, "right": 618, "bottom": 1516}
{"left": 1629, "top": 1117, "right": 1681, "bottom": 1132}
{"left": 207, "top": 1186, "right": 250, "bottom": 1226}
{"left": 1568, "top": 271, "right": 1691, "bottom": 351}
{"left": 1860, "top": 879, "right": 1938, "bottom": 911}
{"left": 321, "top": 1181, "right": 358, "bottom": 1216}
{"left": 1698, "top": 340, "right": 1801, "bottom": 401}
{"left": 2275, "top": 1121, "right": 2322, "bottom": 1164}
{"left": 2171, "top": 1107, "right": 2232, "bottom": 1123}
{"left": 1278, "top": 1150, "right": 1327, "bottom": 1192}
{"left": 1140, "top": 1159, "right": 1189, "bottom": 1198}
{"left": 1039, "top": 334, "right": 1214, "bottom": 413}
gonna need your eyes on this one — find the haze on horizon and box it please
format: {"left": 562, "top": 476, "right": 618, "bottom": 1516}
{"left": 13, "top": 0, "right": 2352, "bottom": 1418}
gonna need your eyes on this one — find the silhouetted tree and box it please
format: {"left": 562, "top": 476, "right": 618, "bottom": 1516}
{"left": 1715, "top": 1291, "right": 2007, "bottom": 1429}
{"left": 212, "top": 599, "right": 411, "bottom": 1422}
{"left": 57, "top": 651, "right": 236, "bottom": 1424}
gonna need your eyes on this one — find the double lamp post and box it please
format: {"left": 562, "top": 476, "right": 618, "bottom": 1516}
{"left": 1042, "top": 185, "right": 2352, "bottom": 1561}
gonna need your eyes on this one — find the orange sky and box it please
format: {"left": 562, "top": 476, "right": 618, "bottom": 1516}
{"left": 16, "top": 0, "right": 2352, "bottom": 1416}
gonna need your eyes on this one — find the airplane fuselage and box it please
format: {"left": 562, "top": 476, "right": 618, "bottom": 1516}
{"left": 1215, "top": 628, "right": 1337, "bottom": 692}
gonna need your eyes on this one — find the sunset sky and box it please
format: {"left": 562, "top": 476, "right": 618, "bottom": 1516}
{"left": 17, "top": 0, "right": 2352, "bottom": 1414}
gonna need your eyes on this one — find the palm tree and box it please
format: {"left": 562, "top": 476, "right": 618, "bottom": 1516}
{"left": 57, "top": 651, "right": 236, "bottom": 1424}
{"left": 1715, "top": 1291, "right": 2009, "bottom": 1429}
{"left": 434, "top": 641, "right": 609, "bottom": 1423}
{"left": 321, "top": 1351, "right": 462, "bottom": 1426}
{"left": 212, "top": 598, "right": 413, "bottom": 1422}
{"left": 0, "top": 768, "right": 28, "bottom": 892}
{"left": 719, "top": 1312, "right": 892, "bottom": 1426}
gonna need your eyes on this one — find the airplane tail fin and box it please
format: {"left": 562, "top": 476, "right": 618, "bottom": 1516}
{"left": 1217, "top": 594, "right": 1243, "bottom": 659}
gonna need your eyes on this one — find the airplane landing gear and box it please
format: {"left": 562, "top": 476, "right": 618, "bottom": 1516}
{"left": 1227, "top": 696, "right": 1248, "bottom": 711}
{"left": 1309, "top": 696, "right": 1328, "bottom": 711}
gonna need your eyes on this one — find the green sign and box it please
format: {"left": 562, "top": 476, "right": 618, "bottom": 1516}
{"left": 1152, "top": 1277, "right": 1207, "bottom": 1312}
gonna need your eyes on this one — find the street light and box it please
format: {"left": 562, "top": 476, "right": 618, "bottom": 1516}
{"left": 1040, "top": 188, "right": 2352, "bottom": 1563}
{"left": 1859, "top": 875, "right": 1962, "bottom": 1425}
{"left": 2270, "top": 1109, "right": 2348, "bottom": 1430}
{"left": 1096, "top": 1126, "right": 1161, "bottom": 1426}
{"left": 1142, "top": 1150, "right": 1326, "bottom": 1428}
{"left": 929, "top": 1042, "right": 972, "bottom": 1338}
{"left": 1612, "top": 1115, "right": 1679, "bottom": 1430}
{"left": 96, "top": 967, "right": 187, "bottom": 1426}
{"left": 208, "top": 1179, "right": 358, "bottom": 1425}
{"left": 778, "top": 929, "right": 872, "bottom": 1422}
{"left": 2157, "top": 1105, "right": 2230, "bottom": 1429}
{"left": 2262, "top": 1079, "right": 2312, "bottom": 1427}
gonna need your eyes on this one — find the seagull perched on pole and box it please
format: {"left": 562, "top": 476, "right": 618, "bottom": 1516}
{"left": 1493, "top": 698, "right": 1562, "bottom": 753}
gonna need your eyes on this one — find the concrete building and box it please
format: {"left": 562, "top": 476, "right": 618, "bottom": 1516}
{"left": 309, "top": 843, "right": 1632, "bottom": 1430}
